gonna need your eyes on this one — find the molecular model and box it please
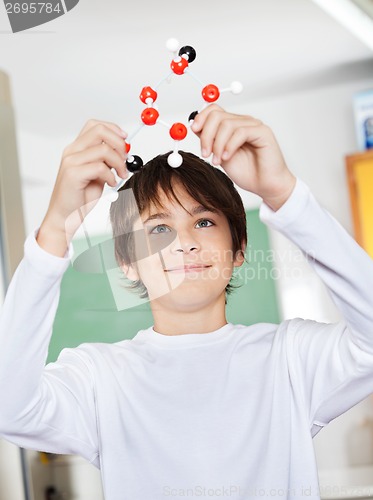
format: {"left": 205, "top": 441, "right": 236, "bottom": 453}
{"left": 124, "top": 38, "right": 243, "bottom": 172}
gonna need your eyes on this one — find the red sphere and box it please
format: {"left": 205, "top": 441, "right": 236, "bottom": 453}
{"left": 170, "top": 56, "right": 189, "bottom": 75}
{"left": 141, "top": 107, "right": 159, "bottom": 126}
{"left": 139, "top": 86, "right": 157, "bottom": 104}
{"left": 125, "top": 142, "right": 131, "bottom": 153}
{"left": 202, "top": 84, "right": 220, "bottom": 103}
{"left": 169, "top": 123, "right": 187, "bottom": 141}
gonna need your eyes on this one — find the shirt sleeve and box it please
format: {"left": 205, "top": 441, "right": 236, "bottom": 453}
{"left": 259, "top": 178, "right": 373, "bottom": 435}
{"left": 0, "top": 229, "right": 100, "bottom": 465}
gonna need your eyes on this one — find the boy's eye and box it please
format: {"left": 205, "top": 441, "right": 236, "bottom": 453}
{"left": 149, "top": 219, "right": 214, "bottom": 235}
{"left": 196, "top": 219, "right": 214, "bottom": 228}
{"left": 149, "top": 225, "right": 171, "bottom": 235}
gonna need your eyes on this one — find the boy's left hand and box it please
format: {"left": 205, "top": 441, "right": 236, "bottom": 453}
{"left": 191, "top": 104, "right": 296, "bottom": 211}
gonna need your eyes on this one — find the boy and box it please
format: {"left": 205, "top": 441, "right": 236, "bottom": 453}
{"left": 1, "top": 104, "right": 373, "bottom": 500}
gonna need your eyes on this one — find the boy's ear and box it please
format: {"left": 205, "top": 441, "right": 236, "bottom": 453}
{"left": 233, "top": 243, "right": 246, "bottom": 268}
{"left": 120, "top": 263, "right": 140, "bottom": 281}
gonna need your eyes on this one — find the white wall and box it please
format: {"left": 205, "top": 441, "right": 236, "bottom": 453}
{"left": 0, "top": 441, "right": 25, "bottom": 500}
{"left": 4, "top": 71, "right": 373, "bottom": 496}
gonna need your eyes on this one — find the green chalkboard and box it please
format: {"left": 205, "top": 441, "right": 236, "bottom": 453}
{"left": 49, "top": 209, "right": 280, "bottom": 363}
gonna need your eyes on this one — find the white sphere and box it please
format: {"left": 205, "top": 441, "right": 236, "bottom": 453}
{"left": 168, "top": 152, "right": 183, "bottom": 168}
{"left": 166, "top": 38, "right": 179, "bottom": 52}
{"left": 106, "top": 189, "right": 119, "bottom": 203}
{"left": 230, "top": 81, "right": 243, "bottom": 95}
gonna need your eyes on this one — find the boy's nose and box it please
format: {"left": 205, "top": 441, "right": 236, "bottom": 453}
{"left": 176, "top": 244, "right": 198, "bottom": 253}
{"left": 171, "top": 233, "right": 200, "bottom": 254}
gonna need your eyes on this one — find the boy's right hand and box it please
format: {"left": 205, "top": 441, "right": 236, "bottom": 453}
{"left": 37, "top": 120, "right": 128, "bottom": 257}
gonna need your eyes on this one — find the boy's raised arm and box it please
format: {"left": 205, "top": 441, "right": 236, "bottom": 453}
{"left": 0, "top": 230, "right": 99, "bottom": 459}
{"left": 0, "top": 119, "right": 128, "bottom": 459}
{"left": 261, "top": 178, "right": 373, "bottom": 430}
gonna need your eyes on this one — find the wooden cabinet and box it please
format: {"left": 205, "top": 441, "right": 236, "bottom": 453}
{"left": 346, "top": 150, "right": 373, "bottom": 258}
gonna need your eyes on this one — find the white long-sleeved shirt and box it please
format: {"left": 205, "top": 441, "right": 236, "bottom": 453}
{"left": 1, "top": 179, "right": 373, "bottom": 500}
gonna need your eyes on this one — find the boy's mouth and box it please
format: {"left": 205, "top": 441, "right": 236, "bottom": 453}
{"left": 165, "top": 264, "right": 212, "bottom": 272}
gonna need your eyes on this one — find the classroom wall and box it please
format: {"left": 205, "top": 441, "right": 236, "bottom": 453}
{"left": 2, "top": 70, "right": 373, "bottom": 497}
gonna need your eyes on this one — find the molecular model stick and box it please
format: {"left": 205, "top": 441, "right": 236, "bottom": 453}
{"left": 123, "top": 38, "right": 243, "bottom": 174}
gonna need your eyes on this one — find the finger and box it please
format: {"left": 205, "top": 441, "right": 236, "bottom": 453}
{"left": 209, "top": 118, "right": 237, "bottom": 165}
{"left": 65, "top": 143, "right": 127, "bottom": 179}
{"left": 78, "top": 119, "right": 127, "bottom": 139}
{"left": 197, "top": 108, "right": 227, "bottom": 158}
{"left": 212, "top": 117, "right": 258, "bottom": 165}
{"left": 194, "top": 106, "right": 259, "bottom": 160}
{"left": 78, "top": 162, "right": 118, "bottom": 188}
{"left": 65, "top": 124, "right": 128, "bottom": 161}
{"left": 221, "top": 123, "right": 267, "bottom": 162}
{"left": 190, "top": 103, "right": 225, "bottom": 135}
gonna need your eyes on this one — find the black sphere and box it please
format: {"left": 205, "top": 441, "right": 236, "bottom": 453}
{"left": 126, "top": 155, "right": 143, "bottom": 173}
{"left": 178, "top": 46, "right": 196, "bottom": 63}
{"left": 188, "top": 110, "right": 199, "bottom": 122}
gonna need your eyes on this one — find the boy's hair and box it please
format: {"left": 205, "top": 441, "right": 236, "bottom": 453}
{"left": 109, "top": 151, "right": 247, "bottom": 300}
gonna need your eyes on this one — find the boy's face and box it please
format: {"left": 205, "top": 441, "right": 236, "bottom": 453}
{"left": 123, "top": 180, "right": 244, "bottom": 312}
